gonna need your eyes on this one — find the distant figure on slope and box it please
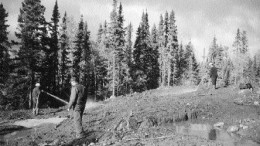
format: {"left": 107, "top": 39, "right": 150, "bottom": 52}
{"left": 67, "top": 77, "right": 87, "bottom": 138}
{"left": 209, "top": 62, "right": 218, "bottom": 90}
{"left": 32, "top": 83, "right": 41, "bottom": 115}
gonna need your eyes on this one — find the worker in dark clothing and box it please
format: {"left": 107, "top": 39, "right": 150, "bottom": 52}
{"left": 209, "top": 63, "right": 218, "bottom": 89}
{"left": 68, "top": 77, "right": 87, "bottom": 138}
{"left": 32, "top": 83, "right": 41, "bottom": 115}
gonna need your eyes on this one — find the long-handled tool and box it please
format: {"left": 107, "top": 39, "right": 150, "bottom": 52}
{"left": 41, "top": 90, "right": 71, "bottom": 127}
{"left": 41, "top": 90, "right": 69, "bottom": 104}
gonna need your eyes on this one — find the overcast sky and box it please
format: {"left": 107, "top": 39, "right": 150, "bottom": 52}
{"left": 1, "top": 0, "right": 260, "bottom": 61}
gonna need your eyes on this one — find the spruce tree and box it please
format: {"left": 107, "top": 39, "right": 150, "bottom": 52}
{"left": 16, "top": 0, "right": 47, "bottom": 78}
{"left": 82, "top": 22, "right": 91, "bottom": 87}
{"left": 150, "top": 24, "right": 160, "bottom": 88}
{"left": 49, "top": 0, "right": 60, "bottom": 93}
{"left": 188, "top": 52, "right": 199, "bottom": 85}
{"left": 95, "top": 21, "right": 109, "bottom": 99}
{"left": 222, "top": 57, "right": 232, "bottom": 86}
{"left": 243, "top": 58, "right": 254, "bottom": 82}
{"left": 14, "top": 0, "right": 47, "bottom": 108}
{"left": 125, "top": 23, "right": 133, "bottom": 66}
{"left": 168, "top": 10, "right": 178, "bottom": 85}
{"left": 73, "top": 15, "right": 84, "bottom": 80}
{"left": 132, "top": 26, "right": 145, "bottom": 91}
{"left": 241, "top": 30, "right": 248, "bottom": 54}
{"left": 165, "top": 11, "right": 172, "bottom": 86}
{"left": 116, "top": 2, "right": 125, "bottom": 57}
{"left": 177, "top": 43, "right": 185, "bottom": 84}
{"left": 208, "top": 36, "right": 218, "bottom": 64}
{"left": 163, "top": 11, "right": 169, "bottom": 48}
{"left": 183, "top": 42, "right": 199, "bottom": 85}
{"left": 0, "top": 3, "right": 10, "bottom": 85}
{"left": 132, "top": 11, "right": 158, "bottom": 91}
{"left": 108, "top": 0, "right": 118, "bottom": 97}
{"left": 183, "top": 41, "right": 193, "bottom": 76}
{"left": 233, "top": 29, "right": 242, "bottom": 53}
{"left": 214, "top": 45, "right": 224, "bottom": 68}
{"left": 97, "top": 24, "right": 103, "bottom": 44}
{"left": 59, "top": 12, "right": 71, "bottom": 91}
{"left": 66, "top": 16, "right": 77, "bottom": 51}
{"left": 186, "top": 44, "right": 199, "bottom": 85}
{"left": 97, "top": 21, "right": 108, "bottom": 56}
{"left": 103, "top": 21, "right": 109, "bottom": 49}
{"left": 158, "top": 15, "right": 164, "bottom": 86}
{"left": 163, "top": 11, "right": 170, "bottom": 85}
{"left": 231, "top": 28, "right": 250, "bottom": 84}
{"left": 124, "top": 23, "right": 133, "bottom": 93}
{"left": 116, "top": 2, "right": 126, "bottom": 95}
{"left": 90, "top": 42, "right": 106, "bottom": 100}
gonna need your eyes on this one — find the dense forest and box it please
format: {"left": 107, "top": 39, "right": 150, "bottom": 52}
{"left": 0, "top": 0, "right": 259, "bottom": 110}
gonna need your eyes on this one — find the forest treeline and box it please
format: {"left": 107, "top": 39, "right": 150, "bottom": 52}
{"left": 0, "top": 0, "right": 259, "bottom": 110}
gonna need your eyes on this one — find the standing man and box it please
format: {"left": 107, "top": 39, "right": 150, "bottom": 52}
{"left": 32, "top": 83, "right": 41, "bottom": 115}
{"left": 68, "top": 77, "right": 87, "bottom": 138}
{"left": 209, "top": 63, "right": 218, "bottom": 90}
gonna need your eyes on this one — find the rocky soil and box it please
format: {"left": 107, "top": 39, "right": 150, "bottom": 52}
{"left": 1, "top": 86, "right": 260, "bottom": 146}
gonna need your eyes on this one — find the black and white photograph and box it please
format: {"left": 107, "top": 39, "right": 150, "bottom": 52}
{"left": 0, "top": 0, "right": 260, "bottom": 145}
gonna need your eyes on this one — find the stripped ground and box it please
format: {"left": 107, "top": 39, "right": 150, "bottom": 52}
{"left": 1, "top": 86, "right": 260, "bottom": 146}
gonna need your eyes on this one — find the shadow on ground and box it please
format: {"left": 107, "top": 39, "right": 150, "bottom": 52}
{"left": 64, "top": 130, "right": 104, "bottom": 146}
{"left": 0, "top": 125, "right": 28, "bottom": 135}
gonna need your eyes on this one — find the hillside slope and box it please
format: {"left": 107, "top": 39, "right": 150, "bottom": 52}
{"left": 1, "top": 86, "right": 260, "bottom": 146}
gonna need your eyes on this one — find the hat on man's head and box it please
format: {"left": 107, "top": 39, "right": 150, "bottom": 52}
{"left": 70, "top": 77, "right": 78, "bottom": 83}
{"left": 35, "top": 83, "right": 40, "bottom": 86}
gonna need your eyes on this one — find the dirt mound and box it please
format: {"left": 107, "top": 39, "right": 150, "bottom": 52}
{"left": 1, "top": 86, "right": 260, "bottom": 145}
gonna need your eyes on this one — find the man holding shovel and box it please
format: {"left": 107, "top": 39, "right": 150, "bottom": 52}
{"left": 67, "top": 77, "right": 87, "bottom": 138}
{"left": 32, "top": 83, "right": 41, "bottom": 115}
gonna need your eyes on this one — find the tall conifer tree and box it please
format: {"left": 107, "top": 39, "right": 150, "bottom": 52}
{"left": 59, "top": 12, "right": 71, "bottom": 91}
{"left": 82, "top": 22, "right": 91, "bottom": 87}
{"left": 97, "top": 24, "right": 103, "bottom": 44}
{"left": 73, "top": 16, "right": 84, "bottom": 80}
{"left": 14, "top": 0, "right": 47, "bottom": 108}
{"left": 108, "top": 0, "right": 118, "bottom": 97}
{"left": 132, "top": 11, "right": 158, "bottom": 91}
{"left": 158, "top": 15, "right": 164, "bottom": 86}
{"left": 177, "top": 43, "right": 185, "bottom": 84}
{"left": 116, "top": 2, "right": 126, "bottom": 95}
{"left": 0, "top": 3, "right": 10, "bottom": 85}
{"left": 150, "top": 24, "right": 160, "bottom": 88}
{"left": 168, "top": 10, "right": 178, "bottom": 85}
{"left": 49, "top": 0, "right": 60, "bottom": 93}
{"left": 124, "top": 23, "right": 133, "bottom": 93}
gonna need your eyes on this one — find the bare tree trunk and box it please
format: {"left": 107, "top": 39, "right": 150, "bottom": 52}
{"left": 167, "top": 61, "right": 171, "bottom": 86}
{"left": 30, "top": 70, "right": 35, "bottom": 109}
{"left": 162, "top": 60, "right": 166, "bottom": 86}
{"left": 159, "top": 55, "right": 163, "bottom": 86}
{"left": 172, "top": 63, "right": 175, "bottom": 85}
{"left": 112, "top": 53, "right": 115, "bottom": 97}
{"left": 94, "top": 71, "right": 97, "bottom": 101}
{"left": 29, "top": 91, "right": 32, "bottom": 109}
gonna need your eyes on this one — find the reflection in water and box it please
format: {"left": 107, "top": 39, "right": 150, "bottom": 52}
{"left": 208, "top": 129, "right": 216, "bottom": 140}
{"left": 175, "top": 123, "right": 258, "bottom": 146}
